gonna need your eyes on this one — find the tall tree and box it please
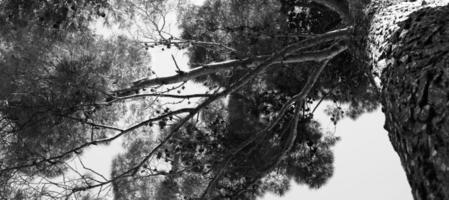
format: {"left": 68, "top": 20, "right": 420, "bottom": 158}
{"left": 113, "top": 0, "right": 449, "bottom": 199}
{"left": 366, "top": 1, "right": 449, "bottom": 199}
{"left": 2, "top": 0, "right": 449, "bottom": 199}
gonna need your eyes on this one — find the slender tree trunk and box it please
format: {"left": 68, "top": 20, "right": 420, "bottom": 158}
{"left": 368, "top": 1, "right": 449, "bottom": 199}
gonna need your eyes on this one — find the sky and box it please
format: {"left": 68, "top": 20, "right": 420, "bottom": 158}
{"left": 260, "top": 106, "right": 413, "bottom": 200}
{"left": 71, "top": 0, "right": 415, "bottom": 199}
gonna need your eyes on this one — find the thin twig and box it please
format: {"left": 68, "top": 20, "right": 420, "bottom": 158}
{"left": 171, "top": 54, "right": 182, "bottom": 72}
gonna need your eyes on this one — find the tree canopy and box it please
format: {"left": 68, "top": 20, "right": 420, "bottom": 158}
{"left": 2, "top": 0, "right": 442, "bottom": 199}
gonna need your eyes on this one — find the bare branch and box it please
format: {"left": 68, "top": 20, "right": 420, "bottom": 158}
{"left": 63, "top": 116, "right": 124, "bottom": 132}
{"left": 103, "top": 93, "right": 212, "bottom": 104}
{"left": 171, "top": 54, "right": 182, "bottom": 72}
{"left": 113, "top": 58, "right": 253, "bottom": 96}
{"left": 77, "top": 156, "right": 108, "bottom": 182}
{"left": 0, "top": 108, "right": 194, "bottom": 174}
{"left": 276, "top": 44, "right": 348, "bottom": 64}
{"left": 144, "top": 39, "right": 239, "bottom": 52}
{"left": 113, "top": 26, "right": 352, "bottom": 97}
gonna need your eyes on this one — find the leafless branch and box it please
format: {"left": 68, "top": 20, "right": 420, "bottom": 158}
{"left": 63, "top": 116, "right": 124, "bottom": 132}
{"left": 143, "top": 39, "right": 239, "bottom": 52}
{"left": 113, "top": 27, "right": 351, "bottom": 97}
{"left": 77, "top": 156, "right": 108, "bottom": 182}
{"left": 113, "top": 58, "right": 253, "bottom": 96}
{"left": 0, "top": 108, "right": 193, "bottom": 174}
{"left": 171, "top": 54, "right": 182, "bottom": 72}
{"left": 103, "top": 93, "right": 212, "bottom": 104}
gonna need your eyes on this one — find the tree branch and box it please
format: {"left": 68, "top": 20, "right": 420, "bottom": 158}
{"left": 113, "top": 58, "right": 254, "bottom": 97}
{"left": 276, "top": 44, "right": 348, "bottom": 64}
{"left": 171, "top": 54, "right": 182, "bottom": 72}
{"left": 11, "top": 28, "right": 351, "bottom": 196}
{"left": 64, "top": 116, "right": 124, "bottom": 132}
{"left": 199, "top": 57, "right": 337, "bottom": 198}
{"left": 69, "top": 28, "right": 350, "bottom": 193}
{"left": 102, "top": 93, "right": 212, "bottom": 104}
{"left": 0, "top": 108, "right": 194, "bottom": 174}
{"left": 112, "top": 27, "right": 352, "bottom": 97}
{"left": 228, "top": 54, "right": 339, "bottom": 158}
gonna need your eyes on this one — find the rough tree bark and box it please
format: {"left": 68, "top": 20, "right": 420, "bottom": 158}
{"left": 367, "top": 1, "right": 449, "bottom": 199}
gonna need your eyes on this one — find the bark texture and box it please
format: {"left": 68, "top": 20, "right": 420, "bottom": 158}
{"left": 367, "top": 0, "right": 449, "bottom": 76}
{"left": 380, "top": 4, "right": 449, "bottom": 200}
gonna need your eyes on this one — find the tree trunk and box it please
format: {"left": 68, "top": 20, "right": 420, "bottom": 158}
{"left": 369, "top": 1, "right": 449, "bottom": 199}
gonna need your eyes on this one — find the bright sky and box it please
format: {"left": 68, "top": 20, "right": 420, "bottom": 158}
{"left": 73, "top": 0, "right": 414, "bottom": 199}
{"left": 260, "top": 106, "right": 413, "bottom": 200}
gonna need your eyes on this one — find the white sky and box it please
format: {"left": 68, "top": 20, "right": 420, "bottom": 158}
{"left": 73, "top": 0, "right": 414, "bottom": 199}
{"left": 261, "top": 106, "right": 413, "bottom": 200}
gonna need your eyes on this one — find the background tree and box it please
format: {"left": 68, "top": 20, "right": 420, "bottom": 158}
{"left": 0, "top": 0, "right": 152, "bottom": 198}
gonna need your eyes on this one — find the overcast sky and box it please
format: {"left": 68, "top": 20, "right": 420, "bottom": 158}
{"left": 261, "top": 106, "right": 413, "bottom": 200}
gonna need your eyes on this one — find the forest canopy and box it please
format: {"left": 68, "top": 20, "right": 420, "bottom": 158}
{"left": 0, "top": 0, "right": 376, "bottom": 199}
{"left": 2, "top": 0, "right": 448, "bottom": 200}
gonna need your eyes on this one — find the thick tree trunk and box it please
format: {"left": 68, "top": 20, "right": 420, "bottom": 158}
{"left": 369, "top": 1, "right": 449, "bottom": 199}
